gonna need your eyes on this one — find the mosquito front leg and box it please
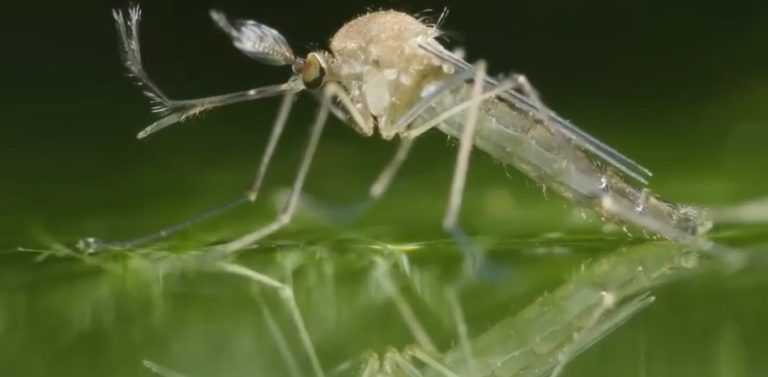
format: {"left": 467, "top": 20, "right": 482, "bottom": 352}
{"left": 210, "top": 86, "right": 332, "bottom": 254}
{"left": 323, "top": 82, "right": 376, "bottom": 136}
{"left": 76, "top": 93, "right": 297, "bottom": 253}
{"left": 247, "top": 92, "right": 296, "bottom": 201}
{"left": 113, "top": 6, "right": 302, "bottom": 139}
{"left": 301, "top": 86, "right": 409, "bottom": 225}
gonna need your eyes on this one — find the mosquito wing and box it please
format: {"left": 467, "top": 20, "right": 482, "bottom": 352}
{"left": 210, "top": 10, "right": 295, "bottom": 66}
{"left": 419, "top": 40, "right": 653, "bottom": 184}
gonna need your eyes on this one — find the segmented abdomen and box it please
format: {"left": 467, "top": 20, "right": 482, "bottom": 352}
{"left": 421, "top": 86, "right": 712, "bottom": 239}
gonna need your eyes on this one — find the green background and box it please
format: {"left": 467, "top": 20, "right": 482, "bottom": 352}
{"left": 2, "top": 0, "right": 768, "bottom": 376}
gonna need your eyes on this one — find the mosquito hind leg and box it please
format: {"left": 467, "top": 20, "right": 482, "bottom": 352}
{"left": 395, "top": 63, "right": 517, "bottom": 273}
{"left": 507, "top": 74, "right": 546, "bottom": 118}
{"left": 400, "top": 72, "right": 517, "bottom": 140}
{"left": 505, "top": 73, "right": 578, "bottom": 167}
{"left": 317, "top": 66, "right": 488, "bottom": 225}
{"left": 442, "top": 61, "right": 488, "bottom": 272}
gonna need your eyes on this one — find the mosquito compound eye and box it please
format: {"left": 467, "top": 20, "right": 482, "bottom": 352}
{"left": 297, "top": 52, "right": 326, "bottom": 89}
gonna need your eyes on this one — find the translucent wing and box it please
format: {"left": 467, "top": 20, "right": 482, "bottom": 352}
{"left": 419, "top": 40, "right": 653, "bottom": 184}
{"left": 210, "top": 10, "right": 295, "bottom": 66}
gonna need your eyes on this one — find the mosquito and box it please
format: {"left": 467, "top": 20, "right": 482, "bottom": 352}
{"left": 79, "top": 5, "right": 713, "bottom": 257}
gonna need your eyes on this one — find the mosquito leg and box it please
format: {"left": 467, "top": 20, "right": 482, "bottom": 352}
{"left": 374, "top": 257, "right": 438, "bottom": 354}
{"left": 388, "top": 67, "right": 477, "bottom": 138}
{"left": 359, "top": 353, "right": 381, "bottom": 377}
{"left": 395, "top": 67, "right": 517, "bottom": 271}
{"left": 504, "top": 73, "right": 579, "bottom": 175}
{"left": 324, "top": 65, "right": 497, "bottom": 225}
{"left": 322, "top": 82, "right": 375, "bottom": 136}
{"left": 317, "top": 139, "right": 415, "bottom": 225}
{"left": 444, "top": 288, "right": 475, "bottom": 375}
{"left": 113, "top": 6, "right": 302, "bottom": 139}
{"left": 77, "top": 93, "right": 297, "bottom": 253}
{"left": 220, "top": 263, "right": 326, "bottom": 377}
{"left": 260, "top": 298, "right": 304, "bottom": 377}
{"left": 442, "top": 61, "right": 487, "bottom": 271}
{"left": 306, "top": 82, "right": 401, "bottom": 222}
{"left": 209, "top": 85, "right": 332, "bottom": 254}
{"left": 81, "top": 9, "right": 302, "bottom": 252}
{"left": 400, "top": 76, "right": 516, "bottom": 140}
{"left": 77, "top": 87, "right": 349, "bottom": 253}
{"left": 417, "top": 39, "right": 548, "bottom": 133}
{"left": 406, "top": 347, "right": 461, "bottom": 377}
{"left": 507, "top": 74, "right": 547, "bottom": 122}
{"left": 549, "top": 293, "right": 654, "bottom": 377}
{"left": 285, "top": 85, "right": 416, "bottom": 221}
{"left": 504, "top": 74, "right": 557, "bottom": 145}
{"left": 246, "top": 92, "right": 296, "bottom": 201}
{"left": 266, "top": 83, "right": 381, "bottom": 226}
{"left": 321, "top": 64, "right": 493, "bottom": 225}
{"left": 384, "top": 349, "right": 424, "bottom": 377}
{"left": 142, "top": 360, "right": 190, "bottom": 377}
{"left": 369, "top": 139, "right": 415, "bottom": 198}
{"left": 77, "top": 196, "right": 249, "bottom": 252}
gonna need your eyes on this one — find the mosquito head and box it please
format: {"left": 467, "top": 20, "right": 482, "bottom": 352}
{"left": 210, "top": 9, "right": 337, "bottom": 92}
{"left": 291, "top": 52, "right": 329, "bottom": 89}
{"left": 116, "top": 7, "right": 311, "bottom": 139}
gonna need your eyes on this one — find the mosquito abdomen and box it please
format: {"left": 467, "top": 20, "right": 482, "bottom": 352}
{"left": 594, "top": 174, "right": 713, "bottom": 239}
{"left": 428, "top": 85, "right": 712, "bottom": 240}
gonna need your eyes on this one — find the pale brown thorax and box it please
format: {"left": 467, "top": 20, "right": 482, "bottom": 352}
{"left": 328, "top": 11, "right": 452, "bottom": 138}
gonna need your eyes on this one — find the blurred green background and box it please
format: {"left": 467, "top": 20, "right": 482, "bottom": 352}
{"left": 1, "top": 0, "right": 768, "bottom": 376}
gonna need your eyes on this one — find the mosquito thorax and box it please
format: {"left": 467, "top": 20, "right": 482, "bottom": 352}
{"left": 328, "top": 10, "right": 451, "bottom": 137}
